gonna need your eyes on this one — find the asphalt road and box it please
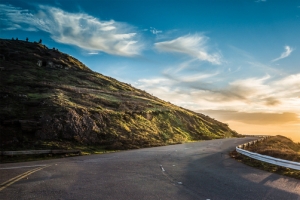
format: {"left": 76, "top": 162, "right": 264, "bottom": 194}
{"left": 1, "top": 137, "right": 300, "bottom": 200}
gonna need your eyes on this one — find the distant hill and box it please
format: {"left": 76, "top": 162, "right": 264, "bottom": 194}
{"left": 0, "top": 38, "right": 239, "bottom": 150}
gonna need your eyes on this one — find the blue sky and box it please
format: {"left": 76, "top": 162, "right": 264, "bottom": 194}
{"left": 1, "top": 0, "right": 300, "bottom": 141}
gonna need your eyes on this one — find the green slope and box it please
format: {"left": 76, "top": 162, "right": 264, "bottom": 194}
{"left": 0, "top": 38, "right": 239, "bottom": 150}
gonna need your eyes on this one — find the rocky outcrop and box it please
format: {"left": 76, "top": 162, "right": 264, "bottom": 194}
{"left": 35, "top": 109, "right": 100, "bottom": 144}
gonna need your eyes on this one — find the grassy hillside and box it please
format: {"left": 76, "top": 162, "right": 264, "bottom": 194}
{"left": 0, "top": 38, "right": 239, "bottom": 151}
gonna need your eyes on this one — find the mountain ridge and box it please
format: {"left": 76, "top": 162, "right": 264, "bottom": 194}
{"left": 0, "top": 38, "right": 239, "bottom": 150}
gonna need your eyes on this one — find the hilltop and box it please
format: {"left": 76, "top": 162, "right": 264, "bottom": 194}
{"left": 0, "top": 38, "right": 239, "bottom": 151}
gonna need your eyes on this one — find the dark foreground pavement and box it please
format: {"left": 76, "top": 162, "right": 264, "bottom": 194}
{"left": 1, "top": 137, "right": 300, "bottom": 200}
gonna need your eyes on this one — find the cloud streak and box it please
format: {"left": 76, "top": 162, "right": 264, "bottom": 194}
{"left": 135, "top": 72, "right": 300, "bottom": 115}
{"left": 150, "top": 27, "right": 162, "bottom": 35}
{"left": 155, "top": 34, "right": 222, "bottom": 65}
{"left": 0, "top": 4, "right": 143, "bottom": 56}
{"left": 272, "top": 46, "right": 294, "bottom": 62}
{"left": 255, "top": 0, "right": 267, "bottom": 3}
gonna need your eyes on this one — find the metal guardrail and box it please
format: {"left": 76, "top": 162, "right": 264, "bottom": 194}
{"left": 1, "top": 149, "right": 81, "bottom": 156}
{"left": 236, "top": 136, "right": 270, "bottom": 149}
{"left": 236, "top": 137, "right": 300, "bottom": 171}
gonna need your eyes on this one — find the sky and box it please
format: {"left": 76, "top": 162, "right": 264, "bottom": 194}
{"left": 1, "top": 0, "right": 300, "bottom": 142}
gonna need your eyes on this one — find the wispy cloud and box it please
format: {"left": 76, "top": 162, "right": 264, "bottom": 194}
{"left": 155, "top": 34, "right": 222, "bottom": 65}
{"left": 150, "top": 27, "right": 162, "bottom": 35}
{"left": 272, "top": 46, "right": 294, "bottom": 62}
{"left": 0, "top": 4, "right": 143, "bottom": 57}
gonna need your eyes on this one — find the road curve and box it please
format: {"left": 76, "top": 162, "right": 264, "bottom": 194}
{"left": 1, "top": 137, "right": 300, "bottom": 200}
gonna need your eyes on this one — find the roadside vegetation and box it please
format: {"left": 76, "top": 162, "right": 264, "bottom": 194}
{"left": 230, "top": 135, "right": 300, "bottom": 179}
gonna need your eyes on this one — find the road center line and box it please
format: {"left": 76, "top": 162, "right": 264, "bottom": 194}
{"left": 0, "top": 165, "right": 50, "bottom": 191}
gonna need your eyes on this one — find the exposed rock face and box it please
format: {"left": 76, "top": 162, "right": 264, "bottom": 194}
{"left": 19, "top": 120, "right": 41, "bottom": 132}
{"left": 36, "top": 109, "right": 100, "bottom": 144}
{"left": 37, "top": 60, "right": 42, "bottom": 67}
